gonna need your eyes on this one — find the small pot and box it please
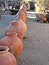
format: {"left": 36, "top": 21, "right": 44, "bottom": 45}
{"left": 19, "top": 10, "right": 27, "bottom": 23}
{"left": 0, "top": 46, "right": 17, "bottom": 65}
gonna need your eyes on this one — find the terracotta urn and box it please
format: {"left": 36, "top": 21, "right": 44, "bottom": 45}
{"left": 5, "top": 19, "right": 27, "bottom": 39}
{"left": 19, "top": 9, "right": 27, "bottom": 23}
{"left": 0, "top": 46, "right": 17, "bottom": 65}
{"left": 42, "top": 14, "right": 46, "bottom": 23}
{"left": 20, "top": 3, "right": 26, "bottom": 13}
{"left": 0, "top": 32, "right": 23, "bottom": 58}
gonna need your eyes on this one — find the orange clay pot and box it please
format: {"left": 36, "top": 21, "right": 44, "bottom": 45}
{"left": 42, "top": 15, "right": 46, "bottom": 23}
{"left": 0, "top": 32, "right": 23, "bottom": 58}
{"left": 5, "top": 19, "right": 27, "bottom": 39}
{"left": 20, "top": 3, "right": 26, "bottom": 12}
{"left": 19, "top": 9, "right": 27, "bottom": 23}
{"left": 0, "top": 46, "right": 17, "bottom": 65}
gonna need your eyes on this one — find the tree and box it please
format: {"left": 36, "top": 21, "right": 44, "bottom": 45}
{"left": 35, "top": 0, "right": 49, "bottom": 10}
{"left": 43, "top": 0, "right": 49, "bottom": 9}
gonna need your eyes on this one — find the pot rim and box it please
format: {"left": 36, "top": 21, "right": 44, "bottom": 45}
{"left": 5, "top": 32, "right": 18, "bottom": 36}
{"left": 0, "top": 46, "right": 9, "bottom": 53}
{"left": 10, "top": 20, "right": 18, "bottom": 24}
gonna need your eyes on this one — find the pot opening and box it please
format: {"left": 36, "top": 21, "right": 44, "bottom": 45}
{"left": 0, "top": 46, "right": 9, "bottom": 53}
{"left": 0, "top": 49, "right": 5, "bottom": 51}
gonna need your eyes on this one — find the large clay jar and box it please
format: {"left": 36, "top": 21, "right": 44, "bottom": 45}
{"left": 19, "top": 9, "right": 27, "bottom": 23}
{"left": 5, "top": 19, "right": 27, "bottom": 39}
{"left": 20, "top": 3, "right": 26, "bottom": 13}
{"left": 0, "top": 32, "right": 23, "bottom": 58}
{"left": 0, "top": 46, "right": 17, "bottom": 65}
{"left": 42, "top": 14, "right": 46, "bottom": 23}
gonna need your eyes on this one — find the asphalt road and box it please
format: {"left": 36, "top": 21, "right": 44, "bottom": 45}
{"left": 0, "top": 15, "right": 16, "bottom": 39}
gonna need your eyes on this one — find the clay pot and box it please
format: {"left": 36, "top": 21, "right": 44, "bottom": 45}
{"left": 0, "top": 46, "right": 17, "bottom": 65}
{"left": 19, "top": 9, "right": 27, "bottom": 23}
{"left": 0, "top": 32, "right": 23, "bottom": 58}
{"left": 20, "top": 3, "right": 26, "bottom": 12}
{"left": 42, "top": 15, "right": 46, "bottom": 23}
{"left": 5, "top": 19, "right": 27, "bottom": 39}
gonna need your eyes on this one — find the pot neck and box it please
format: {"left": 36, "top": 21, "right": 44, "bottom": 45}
{"left": 11, "top": 20, "right": 19, "bottom": 26}
{"left": 6, "top": 32, "right": 18, "bottom": 37}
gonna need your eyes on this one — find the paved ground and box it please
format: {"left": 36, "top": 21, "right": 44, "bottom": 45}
{"left": 0, "top": 15, "right": 16, "bottom": 39}
{"left": 18, "top": 18, "right": 49, "bottom": 65}
{"left": 0, "top": 14, "right": 49, "bottom": 65}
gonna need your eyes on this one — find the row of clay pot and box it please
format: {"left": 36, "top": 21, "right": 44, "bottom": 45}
{"left": 19, "top": 2, "right": 27, "bottom": 23}
{"left": 19, "top": 8, "right": 27, "bottom": 23}
{"left": 0, "top": 3, "right": 27, "bottom": 65}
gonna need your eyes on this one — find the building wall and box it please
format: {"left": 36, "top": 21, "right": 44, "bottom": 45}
{"left": 31, "top": 0, "right": 34, "bottom": 2}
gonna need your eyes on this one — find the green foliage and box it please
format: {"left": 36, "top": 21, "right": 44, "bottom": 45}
{"left": 44, "top": 0, "right": 49, "bottom": 9}
{"left": 39, "top": 0, "right": 42, "bottom": 3}
{"left": 35, "top": 0, "right": 49, "bottom": 10}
